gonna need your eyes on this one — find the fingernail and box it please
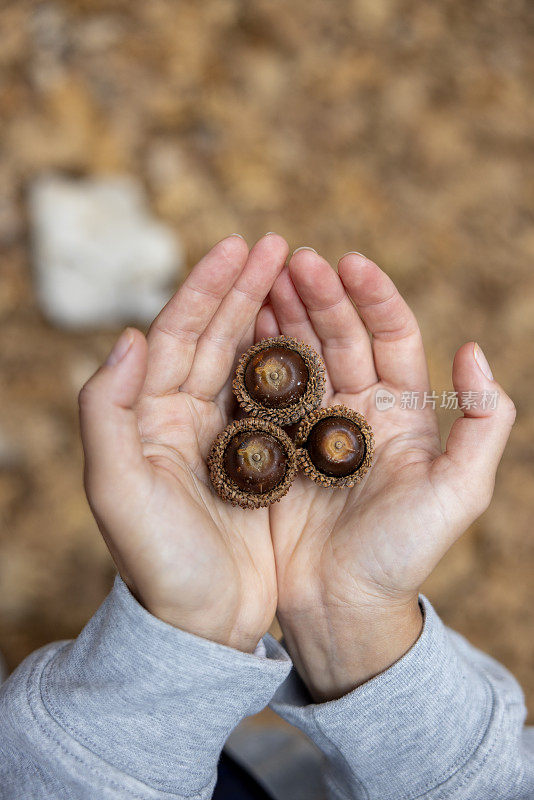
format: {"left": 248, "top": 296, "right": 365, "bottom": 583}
{"left": 340, "top": 251, "right": 366, "bottom": 259}
{"left": 229, "top": 233, "right": 245, "bottom": 239}
{"left": 106, "top": 328, "right": 134, "bottom": 366}
{"left": 265, "top": 231, "right": 277, "bottom": 235}
{"left": 474, "top": 343, "right": 493, "bottom": 380}
{"left": 292, "top": 246, "right": 317, "bottom": 255}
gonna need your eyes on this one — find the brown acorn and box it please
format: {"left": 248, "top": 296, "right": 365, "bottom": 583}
{"left": 208, "top": 417, "right": 298, "bottom": 509}
{"left": 233, "top": 336, "right": 326, "bottom": 425}
{"left": 296, "top": 405, "right": 374, "bottom": 488}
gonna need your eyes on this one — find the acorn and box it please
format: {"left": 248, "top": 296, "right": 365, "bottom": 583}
{"left": 233, "top": 336, "right": 326, "bottom": 425}
{"left": 208, "top": 417, "right": 298, "bottom": 509}
{"left": 296, "top": 405, "right": 374, "bottom": 488}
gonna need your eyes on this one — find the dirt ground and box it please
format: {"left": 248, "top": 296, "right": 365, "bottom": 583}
{"left": 1, "top": 0, "right": 533, "bottom": 720}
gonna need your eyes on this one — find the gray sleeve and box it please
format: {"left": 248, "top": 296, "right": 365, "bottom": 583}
{"left": 0, "top": 575, "right": 292, "bottom": 800}
{"left": 270, "top": 595, "right": 534, "bottom": 800}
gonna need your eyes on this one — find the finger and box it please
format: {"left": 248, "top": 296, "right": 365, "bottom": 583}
{"left": 181, "top": 233, "right": 289, "bottom": 401}
{"left": 288, "top": 249, "right": 377, "bottom": 394}
{"left": 267, "top": 266, "right": 334, "bottom": 398}
{"left": 338, "top": 253, "right": 430, "bottom": 392}
{"left": 144, "top": 234, "right": 249, "bottom": 395}
{"left": 255, "top": 303, "right": 280, "bottom": 340}
{"left": 79, "top": 328, "right": 150, "bottom": 508}
{"left": 433, "top": 342, "right": 516, "bottom": 518}
{"left": 268, "top": 266, "right": 321, "bottom": 350}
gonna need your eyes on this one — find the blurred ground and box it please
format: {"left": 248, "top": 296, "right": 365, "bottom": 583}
{"left": 0, "top": 0, "right": 533, "bottom": 734}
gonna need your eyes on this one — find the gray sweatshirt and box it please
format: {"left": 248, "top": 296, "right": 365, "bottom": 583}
{"left": 0, "top": 575, "right": 533, "bottom": 799}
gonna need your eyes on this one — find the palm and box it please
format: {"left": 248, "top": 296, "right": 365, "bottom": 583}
{"left": 271, "top": 384, "right": 446, "bottom": 609}
{"left": 134, "top": 381, "right": 275, "bottom": 635}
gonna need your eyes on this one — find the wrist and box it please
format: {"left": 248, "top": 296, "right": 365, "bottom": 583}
{"left": 120, "top": 573, "right": 273, "bottom": 654}
{"left": 278, "top": 595, "right": 423, "bottom": 702}
{"left": 147, "top": 605, "right": 265, "bottom": 654}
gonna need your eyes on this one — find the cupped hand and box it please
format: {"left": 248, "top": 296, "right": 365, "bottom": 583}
{"left": 257, "top": 248, "right": 516, "bottom": 699}
{"left": 79, "top": 233, "right": 289, "bottom": 652}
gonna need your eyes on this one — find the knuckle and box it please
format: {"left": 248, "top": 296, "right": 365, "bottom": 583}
{"left": 501, "top": 395, "right": 517, "bottom": 424}
{"left": 78, "top": 381, "right": 98, "bottom": 412}
{"left": 219, "top": 236, "right": 247, "bottom": 263}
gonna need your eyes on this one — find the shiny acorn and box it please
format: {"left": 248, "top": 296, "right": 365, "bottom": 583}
{"left": 233, "top": 336, "right": 326, "bottom": 426}
{"left": 208, "top": 417, "right": 298, "bottom": 509}
{"left": 296, "top": 405, "right": 374, "bottom": 487}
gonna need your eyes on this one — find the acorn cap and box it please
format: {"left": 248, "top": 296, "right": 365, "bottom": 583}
{"left": 281, "top": 421, "right": 301, "bottom": 442}
{"left": 233, "top": 336, "right": 326, "bottom": 425}
{"left": 295, "top": 405, "right": 374, "bottom": 488}
{"left": 208, "top": 417, "right": 298, "bottom": 509}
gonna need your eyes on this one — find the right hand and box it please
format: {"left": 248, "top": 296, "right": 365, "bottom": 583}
{"left": 257, "top": 248, "right": 516, "bottom": 699}
{"left": 79, "top": 233, "right": 289, "bottom": 653}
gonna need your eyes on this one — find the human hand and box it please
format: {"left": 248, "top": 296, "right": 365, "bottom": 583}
{"left": 79, "top": 233, "right": 289, "bottom": 652}
{"left": 257, "top": 249, "right": 516, "bottom": 699}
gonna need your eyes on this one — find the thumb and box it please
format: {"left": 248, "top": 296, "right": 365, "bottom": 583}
{"left": 434, "top": 341, "right": 516, "bottom": 516}
{"left": 79, "top": 328, "right": 150, "bottom": 506}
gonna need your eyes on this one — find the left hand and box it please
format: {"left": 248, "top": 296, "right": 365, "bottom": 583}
{"left": 256, "top": 248, "right": 516, "bottom": 700}
{"left": 79, "top": 233, "right": 289, "bottom": 653}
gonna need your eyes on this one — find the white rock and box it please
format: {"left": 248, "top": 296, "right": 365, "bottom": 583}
{"left": 30, "top": 174, "right": 183, "bottom": 328}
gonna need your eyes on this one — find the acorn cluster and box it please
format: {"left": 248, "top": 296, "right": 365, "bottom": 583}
{"left": 208, "top": 336, "right": 374, "bottom": 508}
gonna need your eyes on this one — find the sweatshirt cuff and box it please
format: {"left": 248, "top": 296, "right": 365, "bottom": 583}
{"left": 40, "top": 575, "right": 292, "bottom": 796}
{"left": 270, "top": 595, "right": 494, "bottom": 800}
